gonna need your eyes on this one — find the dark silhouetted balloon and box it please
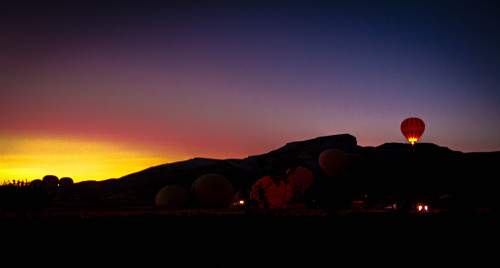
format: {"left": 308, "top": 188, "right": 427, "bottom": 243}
{"left": 30, "top": 179, "right": 43, "bottom": 190}
{"left": 319, "top": 149, "right": 347, "bottom": 177}
{"left": 401, "top": 117, "right": 425, "bottom": 145}
{"left": 42, "top": 175, "right": 59, "bottom": 194}
{"left": 59, "top": 177, "right": 74, "bottom": 188}
{"left": 155, "top": 185, "right": 190, "bottom": 208}
{"left": 192, "top": 174, "right": 234, "bottom": 208}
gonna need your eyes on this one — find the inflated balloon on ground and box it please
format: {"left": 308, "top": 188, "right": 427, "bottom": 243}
{"left": 192, "top": 174, "right": 234, "bottom": 208}
{"left": 250, "top": 175, "right": 291, "bottom": 209}
{"left": 250, "top": 167, "right": 313, "bottom": 209}
{"left": 42, "top": 175, "right": 59, "bottom": 194}
{"left": 59, "top": 177, "right": 74, "bottom": 188}
{"left": 30, "top": 179, "right": 43, "bottom": 190}
{"left": 286, "top": 166, "right": 313, "bottom": 194}
{"left": 319, "top": 149, "right": 347, "bottom": 177}
{"left": 155, "top": 185, "right": 190, "bottom": 208}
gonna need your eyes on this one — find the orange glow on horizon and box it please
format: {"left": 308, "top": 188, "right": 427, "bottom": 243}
{"left": 0, "top": 134, "right": 183, "bottom": 184}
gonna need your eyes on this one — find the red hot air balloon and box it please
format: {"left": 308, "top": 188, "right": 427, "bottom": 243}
{"left": 250, "top": 175, "right": 292, "bottom": 209}
{"left": 401, "top": 117, "right": 425, "bottom": 145}
{"left": 249, "top": 167, "right": 314, "bottom": 210}
{"left": 287, "top": 167, "right": 313, "bottom": 194}
{"left": 319, "top": 149, "right": 347, "bottom": 177}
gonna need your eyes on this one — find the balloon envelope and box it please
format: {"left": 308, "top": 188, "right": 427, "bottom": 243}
{"left": 250, "top": 176, "right": 273, "bottom": 208}
{"left": 192, "top": 174, "right": 234, "bottom": 208}
{"left": 319, "top": 149, "right": 347, "bottom": 177}
{"left": 59, "top": 177, "right": 74, "bottom": 188}
{"left": 42, "top": 175, "right": 58, "bottom": 184}
{"left": 30, "top": 179, "right": 43, "bottom": 190}
{"left": 287, "top": 166, "right": 313, "bottom": 194}
{"left": 155, "top": 185, "right": 190, "bottom": 208}
{"left": 42, "top": 175, "right": 59, "bottom": 194}
{"left": 401, "top": 117, "right": 425, "bottom": 145}
{"left": 250, "top": 175, "right": 292, "bottom": 209}
{"left": 250, "top": 167, "right": 313, "bottom": 210}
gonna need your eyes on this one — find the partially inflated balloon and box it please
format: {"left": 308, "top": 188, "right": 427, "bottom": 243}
{"left": 30, "top": 179, "right": 43, "bottom": 190}
{"left": 42, "top": 175, "right": 59, "bottom": 194}
{"left": 401, "top": 117, "right": 425, "bottom": 145}
{"left": 192, "top": 174, "right": 234, "bottom": 208}
{"left": 59, "top": 177, "right": 73, "bottom": 188}
{"left": 287, "top": 166, "right": 313, "bottom": 194}
{"left": 155, "top": 185, "right": 190, "bottom": 208}
{"left": 250, "top": 167, "right": 313, "bottom": 209}
{"left": 319, "top": 149, "right": 347, "bottom": 177}
{"left": 250, "top": 176, "right": 275, "bottom": 209}
{"left": 266, "top": 180, "right": 292, "bottom": 209}
{"left": 250, "top": 175, "right": 293, "bottom": 209}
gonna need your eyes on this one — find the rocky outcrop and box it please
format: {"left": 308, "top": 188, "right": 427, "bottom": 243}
{"left": 233, "top": 134, "right": 357, "bottom": 174}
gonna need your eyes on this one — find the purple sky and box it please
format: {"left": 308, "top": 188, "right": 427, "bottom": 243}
{"left": 1, "top": 0, "right": 500, "bottom": 181}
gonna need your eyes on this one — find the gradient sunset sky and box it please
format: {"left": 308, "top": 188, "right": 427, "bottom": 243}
{"left": 1, "top": 0, "right": 499, "bottom": 182}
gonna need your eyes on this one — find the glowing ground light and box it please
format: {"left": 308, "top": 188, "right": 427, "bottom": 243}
{"left": 417, "top": 204, "right": 429, "bottom": 212}
{"left": 232, "top": 200, "right": 246, "bottom": 208}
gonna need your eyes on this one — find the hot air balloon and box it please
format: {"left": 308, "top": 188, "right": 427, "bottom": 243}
{"left": 42, "top": 175, "right": 59, "bottom": 194}
{"left": 249, "top": 175, "right": 272, "bottom": 208}
{"left": 287, "top": 166, "right": 313, "bottom": 194}
{"left": 401, "top": 117, "right": 425, "bottom": 145}
{"left": 30, "top": 179, "right": 43, "bottom": 190}
{"left": 59, "top": 177, "right": 74, "bottom": 188}
{"left": 249, "top": 167, "right": 313, "bottom": 210}
{"left": 250, "top": 175, "right": 291, "bottom": 209}
{"left": 319, "top": 149, "right": 347, "bottom": 177}
{"left": 192, "top": 174, "right": 234, "bottom": 208}
{"left": 155, "top": 185, "right": 190, "bottom": 208}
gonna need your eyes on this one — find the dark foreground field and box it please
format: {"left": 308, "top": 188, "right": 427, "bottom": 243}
{"left": 2, "top": 208, "right": 496, "bottom": 267}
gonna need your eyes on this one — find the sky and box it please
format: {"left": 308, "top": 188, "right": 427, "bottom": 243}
{"left": 1, "top": 0, "right": 499, "bottom": 183}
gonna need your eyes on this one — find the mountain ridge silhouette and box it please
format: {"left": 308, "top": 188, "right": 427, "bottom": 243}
{"left": 67, "top": 133, "right": 498, "bottom": 207}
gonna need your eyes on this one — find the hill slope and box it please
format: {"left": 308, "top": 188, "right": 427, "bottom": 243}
{"left": 68, "top": 134, "right": 499, "bottom": 207}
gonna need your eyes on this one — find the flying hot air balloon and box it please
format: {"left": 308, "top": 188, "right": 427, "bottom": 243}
{"left": 401, "top": 117, "right": 425, "bottom": 145}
